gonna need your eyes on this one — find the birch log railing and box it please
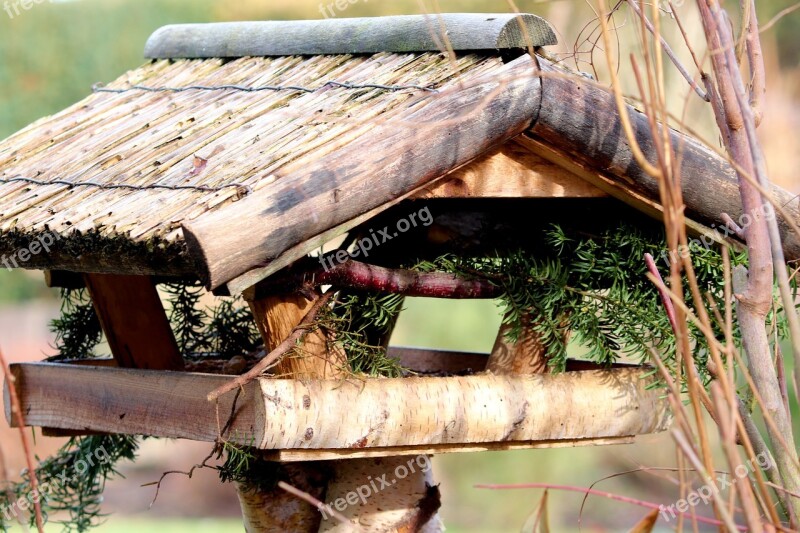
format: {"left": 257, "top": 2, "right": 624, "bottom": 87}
{"left": 5, "top": 361, "right": 672, "bottom": 457}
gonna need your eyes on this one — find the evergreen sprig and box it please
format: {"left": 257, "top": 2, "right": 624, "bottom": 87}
{"left": 320, "top": 292, "right": 405, "bottom": 377}
{"left": 0, "top": 436, "right": 138, "bottom": 532}
{"left": 162, "top": 283, "right": 261, "bottom": 359}
{"left": 49, "top": 288, "right": 104, "bottom": 360}
{"left": 422, "top": 223, "right": 749, "bottom": 383}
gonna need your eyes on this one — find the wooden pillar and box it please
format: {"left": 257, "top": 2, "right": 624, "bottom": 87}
{"left": 246, "top": 292, "right": 348, "bottom": 378}
{"left": 83, "top": 273, "right": 183, "bottom": 371}
{"left": 241, "top": 289, "right": 442, "bottom": 532}
{"left": 486, "top": 320, "right": 550, "bottom": 375}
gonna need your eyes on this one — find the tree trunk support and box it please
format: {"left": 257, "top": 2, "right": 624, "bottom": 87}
{"left": 239, "top": 289, "right": 443, "bottom": 532}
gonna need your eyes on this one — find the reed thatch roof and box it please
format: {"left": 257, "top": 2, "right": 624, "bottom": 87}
{"left": 2, "top": 13, "right": 798, "bottom": 292}
{"left": 0, "top": 52, "right": 504, "bottom": 274}
{"left": 0, "top": 14, "right": 557, "bottom": 282}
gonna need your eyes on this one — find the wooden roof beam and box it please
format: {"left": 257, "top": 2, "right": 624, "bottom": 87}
{"left": 144, "top": 14, "right": 557, "bottom": 59}
{"left": 525, "top": 56, "right": 800, "bottom": 260}
{"left": 183, "top": 53, "right": 546, "bottom": 291}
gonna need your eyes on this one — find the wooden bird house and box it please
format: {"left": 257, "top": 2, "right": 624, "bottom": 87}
{"left": 3, "top": 13, "right": 799, "bottom": 532}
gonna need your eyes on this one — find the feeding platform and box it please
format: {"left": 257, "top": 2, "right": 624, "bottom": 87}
{"left": 2, "top": 11, "right": 797, "bottom": 532}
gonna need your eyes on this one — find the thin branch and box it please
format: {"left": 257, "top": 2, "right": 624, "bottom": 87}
{"left": 760, "top": 2, "right": 800, "bottom": 33}
{"left": 254, "top": 258, "right": 501, "bottom": 300}
{"left": 0, "top": 348, "right": 44, "bottom": 533}
{"left": 597, "top": 0, "right": 662, "bottom": 178}
{"left": 207, "top": 291, "right": 333, "bottom": 401}
{"left": 644, "top": 252, "right": 679, "bottom": 334}
{"left": 277, "top": 481, "right": 361, "bottom": 530}
{"left": 625, "top": 0, "right": 709, "bottom": 100}
{"left": 671, "top": 428, "right": 742, "bottom": 532}
{"left": 475, "top": 482, "right": 744, "bottom": 529}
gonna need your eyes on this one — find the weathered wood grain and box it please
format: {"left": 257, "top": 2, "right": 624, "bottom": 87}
{"left": 528, "top": 57, "right": 800, "bottom": 260}
{"left": 83, "top": 274, "right": 184, "bottom": 371}
{"left": 6, "top": 363, "right": 672, "bottom": 449}
{"left": 412, "top": 142, "right": 607, "bottom": 200}
{"left": 259, "top": 436, "right": 634, "bottom": 462}
{"left": 183, "top": 54, "right": 545, "bottom": 289}
{"left": 144, "top": 14, "right": 557, "bottom": 59}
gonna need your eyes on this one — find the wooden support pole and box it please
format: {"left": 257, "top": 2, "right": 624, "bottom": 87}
{"left": 83, "top": 273, "right": 183, "bottom": 371}
{"left": 244, "top": 292, "right": 347, "bottom": 379}
{"left": 486, "top": 320, "right": 550, "bottom": 375}
{"left": 237, "top": 290, "right": 340, "bottom": 532}
{"left": 240, "top": 289, "right": 442, "bottom": 532}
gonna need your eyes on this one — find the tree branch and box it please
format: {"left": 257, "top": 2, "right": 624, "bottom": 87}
{"left": 207, "top": 291, "right": 333, "bottom": 402}
{"left": 251, "top": 258, "right": 501, "bottom": 300}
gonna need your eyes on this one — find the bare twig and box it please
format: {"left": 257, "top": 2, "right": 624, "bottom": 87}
{"left": 207, "top": 291, "right": 333, "bottom": 401}
{"left": 257, "top": 258, "right": 500, "bottom": 300}
{"left": 0, "top": 349, "right": 44, "bottom": 533}
{"left": 644, "top": 252, "right": 679, "bottom": 334}
{"left": 671, "top": 428, "right": 742, "bottom": 532}
{"left": 277, "top": 481, "right": 361, "bottom": 530}
{"left": 721, "top": 212, "right": 746, "bottom": 239}
{"left": 625, "top": 0, "right": 709, "bottom": 100}
{"left": 475, "top": 481, "right": 744, "bottom": 529}
{"left": 760, "top": 2, "right": 800, "bottom": 33}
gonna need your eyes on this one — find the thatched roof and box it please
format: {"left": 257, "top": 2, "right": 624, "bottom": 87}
{"left": 0, "top": 14, "right": 557, "bottom": 283}
{"left": 1, "top": 13, "right": 798, "bottom": 292}
{"left": 0, "top": 52, "right": 503, "bottom": 274}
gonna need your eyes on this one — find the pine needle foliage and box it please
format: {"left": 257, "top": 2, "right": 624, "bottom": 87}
{"left": 0, "top": 435, "right": 138, "bottom": 532}
{"left": 417, "top": 223, "right": 749, "bottom": 383}
{"left": 215, "top": 440, "right": 280, "bottom": 492}
{"left": 49, "top": 288, "right": 104, "bottom": 360}
{"left": 162, "top": 283, "right": 261, "bottom": 359}
{"left": 320, "top": 292, "right": 405, "bottom": 377}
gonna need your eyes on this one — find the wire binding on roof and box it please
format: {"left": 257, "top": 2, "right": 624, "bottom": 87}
{"left": 0, "top": 176, "right": 253, "bottom": 196}
{"left": 91, "top": 80, "right": 440, "bottom": 94}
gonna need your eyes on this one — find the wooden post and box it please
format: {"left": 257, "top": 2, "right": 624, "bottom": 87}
{"left": 240, "top": 289, "right": 442, "bottom": 532}
{"left": 43, "top": 274, "right": 183, "bottom": 437}
{"left": 486, "top": 321, "right": 548, "bottom": 375}
{"left": 245, "top": 292, "right": 347, "bottom": 378}
{"left": 83, "top": 273, "right": 183, "bottom": 371}
{"left": 237, "top": 290, "right": 341, "bottom": 532}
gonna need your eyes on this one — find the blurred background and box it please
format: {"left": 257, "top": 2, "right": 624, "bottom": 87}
{"left": 0, "top": 0, "right": 797, "bottom": 531}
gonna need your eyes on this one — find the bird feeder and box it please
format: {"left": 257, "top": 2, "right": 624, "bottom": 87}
{"left": 4, "top": 13, "right": 797, "bottom": 532}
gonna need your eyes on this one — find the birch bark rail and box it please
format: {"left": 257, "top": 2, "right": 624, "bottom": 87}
{"left": 6, "top": 363, "right": 671, "bottom": 450}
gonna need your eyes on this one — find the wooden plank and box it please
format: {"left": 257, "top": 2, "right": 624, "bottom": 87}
{"left": 389, "top": 347, "right": 489, "bottom": 374}
{"left": 182, "top": 54, "right": 545, "bottom": 290}
{"left": 144, "top": 14, "right": 557, "bottom": 59}
{"left": 6, "top": 363, "right": 672, "bottom": 449}
{"left": 260, "top": 436, "right": 634, "bottom": 462}
{"left": 413, "top": 142, "right": 606, "bottom": 199}
{"left": 6, "top": 363, "right": 261, "bottom": 444}
{"left": 528, "top": 56, "right": 800, "bottom": 261}
{"left": 83, "top": 274, "right": 184, "bottom": 371}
